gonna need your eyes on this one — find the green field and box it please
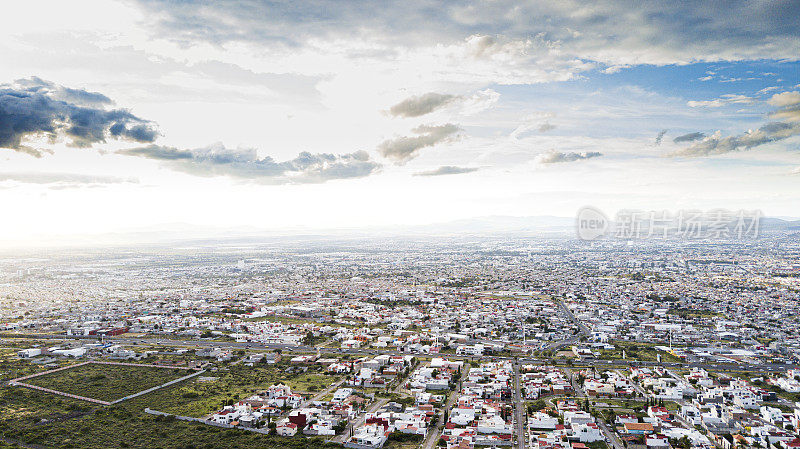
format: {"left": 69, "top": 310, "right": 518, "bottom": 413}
{"left": 146, "top": 362, "right": 340, "bottom": 418}
{"left": 0, "top": 385, "right": 340, "bottom": 449}
{"left": 0, "top": 362, "right": 343, "bottom": 449}
{"left": 25, "top": 363, "right": 189, "bottom": 402}
{"left": 284, "top": 371, "right": 340, "bottom": 393}
{"left": 598, "top": 341, "right": 682, "bottom": 363}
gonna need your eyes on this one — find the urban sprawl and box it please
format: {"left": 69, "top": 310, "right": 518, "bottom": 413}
{"left": 0, "top": 234, "right": 799, "bottom": 449}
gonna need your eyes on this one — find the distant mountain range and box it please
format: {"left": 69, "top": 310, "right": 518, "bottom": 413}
{"left": 7, "top": 215, "right": 800, "bottom": 250}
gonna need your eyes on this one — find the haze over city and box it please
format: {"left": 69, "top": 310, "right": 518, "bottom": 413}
{"left": 1, "top": 3, "right": 800, "bottom": 449}
{"left": 1, "top": 1, "right": 799, "bottom": 245}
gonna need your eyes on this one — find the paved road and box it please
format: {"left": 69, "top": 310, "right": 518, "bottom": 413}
{"left": 545, "top": 299, "right": 590, "bottom": 353}
{"left": 565, "top": 367, "right": 587, "bottom": 398}
{"left": 423, "top": 364, "right": 470, "bottom": 449}
{"left": 616, "top": 369, "right": 647, "bottom": 397}
{"left": 597, "top": 419, "right": 626, "bottom": 449}
{"left": 7, "top": 333, "right": 799, "bottom": 373}
{"left": 331, "top": 397, "right": 389, "bottom": 444}
{"left": 330, "top": 359, "right": 415, "bottom": 444}
{"left": 513, "top": 361, "right": 525, "bottom": 449}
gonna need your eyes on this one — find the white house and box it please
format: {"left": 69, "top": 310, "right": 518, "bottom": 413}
{"left": 18, "top": 348, "right": 41, "bottom": 358}
{"left": 276, "top": 421, "right": 298, "bottom": 436}
{"left": 574, "top": 422, "right": 604, "bottom": 443}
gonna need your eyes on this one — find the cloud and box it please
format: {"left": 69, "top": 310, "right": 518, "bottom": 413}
{"left": 0, "top": 172, "right": 137, "bottom": 188}
{"left": 389, "top": 90, "right": 500, "bottom": 118}
{"left": 389, "top": 92, "right": 459, "bottom": 117}
{"left": 673, "top": 132, "right": 706, "bottom": 143}
{"left": 770, "top": 105, "right": 800, "bottom": 123}
{"left": 673, "top": 90, "right": 800, "bottom": 157}
{"left": 118, "top": 143, "right": 381, "bottom": 184}
{"left": 15, "top": 77, "right": 114, "bottom": 107}
{"left": 654, "top": 129, "right": 668, "bottom": 146}
{"left": 535, "top": 150, "right": 602, "bottom": 164}
{"left": 511, "top": 112, "right": 556, "bottom": 139}
{"left": 670, "top": 123, "right": 800, "bottom": 157}
{"left": 767, "top": 91, "right": 800, "bottom": 123}
{"left": 538, "top": 122, "right": 556, "bottom": 133}
{"left": 132, "top": 0, "right": 800, "bottom": 68}
{"left": 0, "top": 78, "right": 158, "bottom": 156}
{"left": 687, "top": 94, "right": 755, "bottom": 108}
{"left": 414, "top": 166, "right": 479, "bottom": 176}
{"left": 768, "top": 91, "right": 800, "bottom": 107}
{"left": 377, "top": 123, "right": 461, "bottom": 164}
{"left": 459, "top": 89, "right": 500, "bottom": 115}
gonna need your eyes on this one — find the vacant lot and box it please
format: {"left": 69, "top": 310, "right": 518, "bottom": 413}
{"left": 25, "top": 363, "right": 189, "bottom": 402}
{"left": 0, "top": 386, "right": 339, "bottom": 449}
{"left": 148, "top": 362, "right": 342, "bottom": 418}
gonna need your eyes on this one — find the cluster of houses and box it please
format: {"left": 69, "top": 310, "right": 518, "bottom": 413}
{"left": 440, "top": 361, "right": 515, "bottom": 448}
{"left": 529, "top": 399, "right": 605, "bottom": 449}
{"left": 210, "top": 383, "right": 304, "bottom": 427}
{"left": 342, "top": 354, "right": 413, "bottom": 389}
{"left": 343, "top": 358, "right": 463, "bottom": 449}
{"left": 521, "top": 365, "right": 574, "bottom": 399}
{"left": 407, "top": 357, "right": 462, "bottom": 392}
{"left": 345, "top": 402, "right": 433, "bottom": 449}
{"left": 210, "top": 383, "right": 374, "bottom": 438}
{"left": 624, "top": 366, "right": 800, "bottom": 449}
{"left": 577, "top": 368, "right": 637, "bottom": 398}
{"left": 18, "top": 343, "right": 164, "bottom": 361}
{"left": 767, "top": 369, "right": 800, "bottom": 394}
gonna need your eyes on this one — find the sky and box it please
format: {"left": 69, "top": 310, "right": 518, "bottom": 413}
{"left": 1, "top": 0, "right": 799, "bottom": 244}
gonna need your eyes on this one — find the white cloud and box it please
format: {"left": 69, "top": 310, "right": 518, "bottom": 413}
{"left": 768, "top": 91, "right": 800, "bottom": 107}
{"left": 535, "top": 150, "right": 602, "bottom": 164}
{"left": 687, "top": 94, "right": 755, "bottom": 108}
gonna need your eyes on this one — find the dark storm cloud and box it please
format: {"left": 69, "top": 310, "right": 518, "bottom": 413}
{"left": 118, "top": 143, "right": 381, "bottom": 184}
{"left": 378, "top": 123, "right": 461, "bottom": 164}
{"left": 131, "top": 1, "right": 800, "bottom": 63}
{"left": 0, "top": 78, "right": 158, "bottom": 156}
{"left": 414, "top": 165, "right": 479, "bottom": 176}
{"left": 389, "top": 93, "right": 459, "bottom": 118}
{"left": 673, "top": 132, "right": 706, "bottom": 143}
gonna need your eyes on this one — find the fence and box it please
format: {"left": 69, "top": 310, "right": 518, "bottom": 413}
{"left": 143, "top": 408, "right": 271, "bottom": 435}
{"left": 8, "top": 361, "right": 205, "bottom": 405}
{"left": 110, "top": 369, "right": 206, "bottom": 404}
{"left": 10, "top": 381, "right": 111, "bottom": 405}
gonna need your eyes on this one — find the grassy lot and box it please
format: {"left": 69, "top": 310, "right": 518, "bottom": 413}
{"left": 0, "top": 351, "right": 67, "bottom": 383}
{"left": 591, "top": 398, "right": 647, "bottom": 409}
{"left": 284, "top": 371, "right": 341, "bottom": 393}
{"left": 0, "top": 384, "right": 95, "bottom": 423}
{"left": 598, "top": 341, "right": 682, "bottom": 363}
{"left": 25, "top": 363, "right": 189, "bottom": 402}
{"left": 752, "top": 379, "right": 800, "bottom": 403}
{"left": 0, "top": 365, "right": 344, "bottom": 449}
{"left": 147, "top": 362, "right": 340, "bottom": 418}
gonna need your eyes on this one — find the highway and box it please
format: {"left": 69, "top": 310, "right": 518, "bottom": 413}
{"left": 545, "top": 298, "right": 590, "bottom": 352}
{"left": 6, "top": 332, "right": 799, "bottom": 373}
